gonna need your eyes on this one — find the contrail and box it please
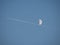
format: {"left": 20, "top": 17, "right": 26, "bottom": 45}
{"left": 8, "top": 18, "right": 39, "bottom": 26}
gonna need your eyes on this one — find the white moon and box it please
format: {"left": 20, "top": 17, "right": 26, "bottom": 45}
{"left": 38, "top": 19, "right": 43, "bottom": 25}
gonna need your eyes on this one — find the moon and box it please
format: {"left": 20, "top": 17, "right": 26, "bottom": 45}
{"left": 38, "top": 19, "right": 43, "bottom": 25}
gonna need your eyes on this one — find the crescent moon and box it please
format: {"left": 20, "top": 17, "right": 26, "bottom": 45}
{"left": 38, "top": 19, "right": 43, "bottom": 25}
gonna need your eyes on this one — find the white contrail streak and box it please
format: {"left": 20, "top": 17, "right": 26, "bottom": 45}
{"left": 8, "top": 18, "right": 38, "bottom": 26}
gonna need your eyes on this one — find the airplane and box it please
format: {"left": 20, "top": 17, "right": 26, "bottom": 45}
{"left": 9, "top": 18, "right": 43, "bottom": 26}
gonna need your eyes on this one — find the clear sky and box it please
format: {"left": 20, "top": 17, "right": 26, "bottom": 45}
{"left": 0, "top": 0, "right": 60, "bottom": 45}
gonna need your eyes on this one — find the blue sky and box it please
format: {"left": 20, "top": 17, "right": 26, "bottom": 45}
{"left": 0, "top": 0, "right": 60, "bottom": 45}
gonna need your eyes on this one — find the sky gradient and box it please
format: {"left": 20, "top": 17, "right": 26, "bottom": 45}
{"left": 0, "top": 0, "right": 60, "bottom": 45}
